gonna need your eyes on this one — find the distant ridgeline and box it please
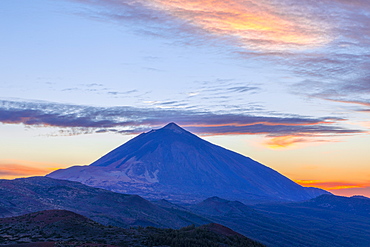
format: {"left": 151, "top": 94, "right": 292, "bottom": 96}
{"left": 47, "top": 122, "right": 328, "bottom": 204}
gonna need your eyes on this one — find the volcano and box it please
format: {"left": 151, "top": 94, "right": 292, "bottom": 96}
{"left": 47, "top": 123, "right": 328, "bottom": 203}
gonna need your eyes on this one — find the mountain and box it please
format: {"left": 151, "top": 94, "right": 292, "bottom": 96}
{"left": 185, "top": 196, "right": 370, "bottom": 247}
{"left": 0, "top": 209, "right": 265, "bottom": 247}
{"left": 0, "top": 176, "right": 208, "bottom": 228}
{"left": 251, "top": 195, "right": 370, "bottom": 247}
{"left": 186, "top": 196, "right": 304, "bottom": 247}
{"left": 298, "top": 194, "right": 370, "bottom": 216}
{"left": 48, "top": 122, "right": 328, "bottom": 203}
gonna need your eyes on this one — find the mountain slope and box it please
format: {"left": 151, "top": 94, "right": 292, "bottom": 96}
{"left": 0, "top": 176, "right": 208, "bottom": 228}
{"left": 48, "top": 122, "right": 328, "bottom": 203}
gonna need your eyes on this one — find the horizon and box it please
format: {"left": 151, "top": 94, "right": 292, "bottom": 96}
{"left": 1, "top": 0, "right": 369, "bottom": 197}
{"left": 1, "top": 121, "right": 367, "bottom": 198}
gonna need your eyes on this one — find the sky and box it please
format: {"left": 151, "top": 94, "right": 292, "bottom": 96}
{"left": 1, "top": 0, "right": 369, "bottom": 197}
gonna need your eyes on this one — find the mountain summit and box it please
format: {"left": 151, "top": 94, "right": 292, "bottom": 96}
{"left": 162, "top": 122, "right": 187, "bottom": 132}
{"left": 47, "top": 123, "right": 328, "bottom": 203}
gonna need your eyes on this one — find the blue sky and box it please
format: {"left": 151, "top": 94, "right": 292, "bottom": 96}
{"left": 1, "top": 0, "right": 370, "bottom": 196}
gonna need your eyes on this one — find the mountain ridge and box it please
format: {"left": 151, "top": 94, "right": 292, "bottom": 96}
{"left": 0, "top": 176, "right": 208, "bottom": 228}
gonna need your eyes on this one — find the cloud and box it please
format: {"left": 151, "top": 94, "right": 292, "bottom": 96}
{"left": 107, "top": 90, "right": 138, "bottom": 95}
{"left": 0, "top": 163, "right": 52, "bottom": 178}
{"left": 227, "top": 86, "right": 259, "bottom": 93}
{"left": 58, "top": 83, "right": 139, "bottom": 98}
{"left": 295, "top": 179, "right": 370, "bottom": 190}
{"left": 263, "top": 136, "right": 334, "bottom": 149}
{"left": 70, "top": 0, "right": 370, "bottom": 109}
{"left": 282, "top": 2, "right": 370, "bottom": 106}
{"left": 186, "top": 79, "right": 261, "bottom": 110}
{"left": 0, "top": 99, "right": 363, "bottom": 141}
{"left": 326, "top": 99, "right": 370, "bottom": 112}
{"left": 150, "top": 0, "right": 333, "bottom": 50}
{"left": 295, "top": 178, "right": 370, "bottom": 200}
{"left": 70, "top": 0, "right": 333, "bottom": 51}
{"left": 68, "top": 0, "right": 367, "bottom": 55}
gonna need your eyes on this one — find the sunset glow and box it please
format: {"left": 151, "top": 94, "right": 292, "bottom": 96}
{"left": 0, "top": 0, "right": 369, "bottom": 198}
{"left": 294, "top": 180, "right": 369, "bottom": 190}
{"left": 264, "top": 136, "right": 308, "bottom": 148}
{"left": 142, "top": 0, "right": 330, "bottom": 50}
{"left": 0, "top": 160, "right": 64, "bottom": 179}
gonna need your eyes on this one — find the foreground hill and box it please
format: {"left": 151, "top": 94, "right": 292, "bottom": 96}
{"left": 0, "top": 210, "right": 265, "bottom": 247}
{"left": 0, "top": 176, "right": 208, "bottom": 228}
{"left": 48, "top": 123, "right": 327, "bottom": 203}
{"left": 0, "top": 210, "right": 132, "bottom": 246}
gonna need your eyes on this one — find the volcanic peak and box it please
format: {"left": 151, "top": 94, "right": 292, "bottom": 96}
{"left": 159, "top": 122, "right": 189, "bottom": 134}
{"left": 47, "top": 122, "right": 329, "bottom": 203}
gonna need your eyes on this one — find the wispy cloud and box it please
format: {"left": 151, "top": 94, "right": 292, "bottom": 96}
{"left": 60, "top": 83, "right": 139, "bottom": 98}
{"left": 283, "top": 1, "right": 370, "bottom": 106}
{"left": 0, "top": 99, "right": 363, "bottom": 143}
{"left": 69, "top": 0, "right": 368, "bottom": 53}
{"left": 326, "top": 99, "right": 370, "bottom": 113}
{"left": 107, "top": 90, "right": 138, "bottom": 96}
{"left": 69, "top": 0, "right": 370, "bottom": 109}
{"left": 181, "top": 79, "right": 262, "bottom": 112}
{"left": 0, "top": 163, "right": 54, "bottom": 179}
{"left": 263, "top": 136, "right": 335, "bottom": 149}
{"left": 144, "top": 0, "right": 332, "bottom": 51}
{"left": 295, "top": 179, "right": 370, "bottom": 191}
{"left": 70, "top": 0, "right": 332, "bottom": 51}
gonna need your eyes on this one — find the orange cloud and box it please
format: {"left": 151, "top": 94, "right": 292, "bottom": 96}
{"left": 263, "top": 134, "right": 334, "bottom": 149}
{"left": 326, "top": 99, "right": 370, "bottom": 107}
{"left": 143, "top": 0, "right": 331, "bottom": 50}
{"left": 295, "top": 179, "right": 370, "bottom": 190}
{"left": 0, "top": 164, "right": 51, "bottom": 179}
{"left": 263, "top": 133, "right": 342, "bottom": 148}
{"left": 264, "top": 135, "right": 313, "bottom": 148}
{"left": 0, "top": 160, "right": 65, "bottom": 179}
